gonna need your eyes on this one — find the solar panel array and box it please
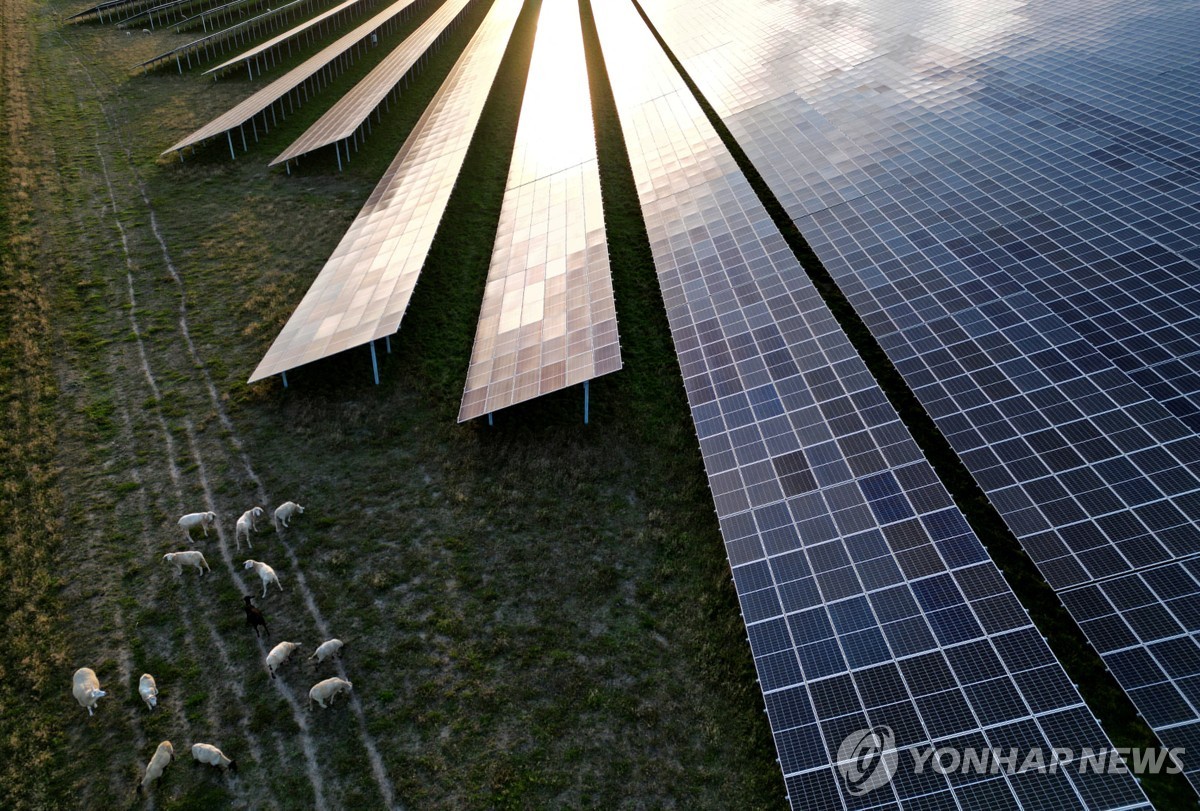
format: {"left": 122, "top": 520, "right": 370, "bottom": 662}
{"left": 591, "top": 0, "right": 1152, "bottom": 808}
{"left": 457, "top": 0, "right": 618, "bottom": 421}
{"left": 205, "top": 0, "right": 373, "bottom": 76}
{"left": 163, "top": 0, "right": 423, "bottom": 155}
{"left": 249, "top": 0, "right": 523, "bottom": 382}
{"left": 135, "top": 0, "right": 333, "bottom": 74}
{"left": 638, "top": 0, "right": 1200, "bottom": 791}
{"left": 271, "top": 0, "right": 476, "bottom": 166}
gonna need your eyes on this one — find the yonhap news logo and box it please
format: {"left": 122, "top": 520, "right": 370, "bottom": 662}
{"left": 835, "top": 727, "right": 1184, "bottom": 796}
{"left": 836, "top": 726, "right": 899, "bottom": 796}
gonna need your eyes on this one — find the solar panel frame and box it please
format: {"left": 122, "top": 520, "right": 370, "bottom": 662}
{"left": 249, "top": 0, "right": 523, "bottom": 382}
{"left": 135, "top": 0, "right": 336, "bottom": 73}
{"left": 591, "top": 1, "right": 1152, "bottom": 808}
{"left": 162, "top": 0, "right": 426, "bottom": 154}
{"left": 457, "top": 0, "right": 620, "bottom": 421}
{"left": 637, "top": 0, "right": 1200, "bottom": 791}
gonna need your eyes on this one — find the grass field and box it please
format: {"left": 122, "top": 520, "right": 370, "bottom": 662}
{"left": 0, "top": 0, "right": 787, "bottom": 807}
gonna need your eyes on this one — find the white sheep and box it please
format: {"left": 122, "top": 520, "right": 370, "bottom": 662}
{"left": 265, "top": 641, "right": 302, "bottom": 679}
{"left": 308, "top": 677, "right": 352, "bottom": 709}
{"left": 163, "top": 550, "right": 211, "bottom": 577}
{"left": 139, "top": 673, "right": 158, "bottom": 710}
{"left": 191, "top": 742, "right": 237, "bottom": 772}
{"left": 309, "top": 638, "right": 345, "bottom": 666}
{"left": 243, "top": 559, "right": 281, "bottom": 598}
{"left": 178, "top": 511, "right": 217, "bottom": 539}
{"left": 273, "top": 501, "right": 304, "bottom": 530}
{"left": 235, "top": 507, "right": 264, "bottom": 550}
{"left": 138, "top": 740, "right": 174, "bottom": 794}
{"left": 72, "top": 667, "right": 107, "bottom": 716}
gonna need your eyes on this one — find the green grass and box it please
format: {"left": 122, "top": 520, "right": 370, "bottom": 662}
{"left": 1, "top": 0, "right": 786, "bottom": 807}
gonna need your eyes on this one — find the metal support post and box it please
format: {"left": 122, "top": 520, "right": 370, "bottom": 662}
{"left": 370, "top": 341, "right": 380, "bottom": 385}
{"left": 584, "top": 379, "right": 590, "bottom": 424}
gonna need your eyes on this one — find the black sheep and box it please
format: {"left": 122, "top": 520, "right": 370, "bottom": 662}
{"left": 243, "top": 595, "right": 268, "bottom": 638}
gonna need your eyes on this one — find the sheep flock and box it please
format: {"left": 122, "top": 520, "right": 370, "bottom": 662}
{"left": 72, "top": 499, "right": 358, "bottom": 797}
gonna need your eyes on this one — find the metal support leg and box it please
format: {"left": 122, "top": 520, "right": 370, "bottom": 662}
{"left": 370, "top": 341, "right": 379, "bottom": 385}
{"left": 227, "top": 131, "right": 235, "bottom": 160}
{"left": 487, "top": 412, "right": 493, "bottom": 426}
{"left": 281, "top": 370, "right": 288, "bottom": 388}
{"left": 385, "top": 335, "right": 391, "bottom": 353}
{"left": 584, "top": 379, "right": 590, "bottom": 424}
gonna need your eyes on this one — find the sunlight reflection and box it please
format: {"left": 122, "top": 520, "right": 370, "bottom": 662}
{"left": 509, "top": 0, "right": 596, "bottom": 184}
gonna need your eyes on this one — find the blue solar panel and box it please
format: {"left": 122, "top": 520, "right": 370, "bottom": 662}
{"left": 639, "top": 0, "right": 1200, "bottom": 791}
{"left": 592, "top": 0, "right": 1152, "bottom": 807}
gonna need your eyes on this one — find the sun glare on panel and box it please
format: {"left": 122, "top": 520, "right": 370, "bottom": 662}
{"left": 509, "top": 0, "right": 596, "bottom": 183}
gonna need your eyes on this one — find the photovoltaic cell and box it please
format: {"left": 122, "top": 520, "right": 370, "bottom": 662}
{"left": 457, "top": 0, "right": 619, "bottom": 421}
{"left": 248, "top": 0, "right": 522, "bottom": 382}
{"left": 592, "top": 0, "right": 1150, "bottom": 808}
{"left": 271, "top": 0, "right": 477, "bottom": 166}
{"left": 639, "top": 0, "right": 1200, "bottom": 790}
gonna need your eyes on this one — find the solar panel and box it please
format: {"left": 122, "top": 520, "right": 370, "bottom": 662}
{"left": 271, "top": 0, "right": 476, "bottom": 167}
{"left": 638, "top": 0, "right": 1200, "bottom": 791}
{"left": 591, "top": 0, "right": 1152, "bottom": 808}
{"left": 162, "top": 0, "right": 424, "bottom": 155}
{"left": 248, "top": 0, "right": 522, "bottom": 383}
{"left": 205, "top": 0, "right": 377, "bottom": 77}
{"left": 457, "top": 0, "right": 619, "bottom": 421}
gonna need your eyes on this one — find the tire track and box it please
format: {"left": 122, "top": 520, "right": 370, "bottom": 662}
{"left": 95, "top": 143, "right": 182, "bottom": 494}
{"left": 82, "top": 91, "right": 279, "bottom": 805}
{"left": 112, "top": 407, "right": 157, "bottom": 811}
{"left": 94, "top": 153, "right": 263, "bottom": 809}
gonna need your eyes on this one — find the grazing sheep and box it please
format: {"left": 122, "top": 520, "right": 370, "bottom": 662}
{"left": 191, "top": 742, "right": 237, "bottom": 772}
{"left": 137, "top": 740, "right": 174, "bottom": 794}
{"left": 178, "top": 511, "right": 217, "bottom": 539}
{"left": 265, "top": 641, "right": 302, "bottom": 679}
{"left": 72, "top": 667, "right": 107, "bottom": 716}
{"left": 308, "top": 677, "right": 352, "bottom": 709}
{"left": 243, "top": 559, "right": 281, "bottom": 598}
{"left": 273, "top": 501, "right": 304, "bottom": 530}
{"left": 163, "top": 550, "right": 211, "bottom": 577}
{"left": 243, "top": 595, "right": 268, "bottom": 638}
{"left": 139, "top": 674, "right": 158, "bottom": 710}
{"left": 309, "top": 639, "right": 345, "bottom": 666}
{"left": 235, "top": 507, "right": 264, "bottom": 550}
